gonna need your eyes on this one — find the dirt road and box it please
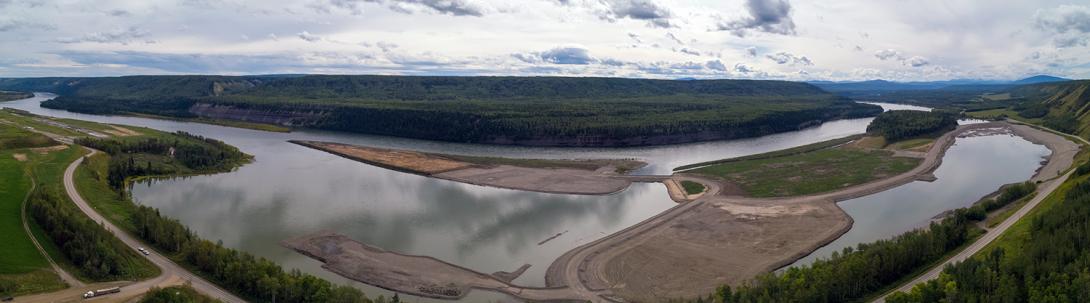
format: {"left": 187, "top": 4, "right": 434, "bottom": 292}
{"left": 12, "top": 149, "right": 246, "bottom": 303}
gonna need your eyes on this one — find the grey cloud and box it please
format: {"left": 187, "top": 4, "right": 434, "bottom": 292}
{"left": 766, "top": 52, "right": 811, "bottom": 65}
{"left": 745, "top": 46, "right": 757, "bottom": 57}
{"left": 627, "top": 33, "right": 642, "bottom": 43}
{"left": 1054, "top": 35, "right": 1088, "bottom": 48}
{"left": 371, "top": 0, "right": 486, "bottom": 16}
{"left": 734, "top": 63, "right": 755, "bottom": 73}
{"left": 705, "top": 60, "right": 727, "bottom": 71}
{"left": 556, "top": 0, "right": 673, "bottom": 28}
{"left": 1035, "top": 5, "right": 1090, "bottom": 34}
{"left": 677, "top": 48, "right": 700, "bottom": 56}
{"left": 717, "top": 0, "right": 796, "bottom": 37}
{"left": 666, "top": 32, "right": 683, "bottom": 44}
{"left": 515, "top": 47, "right": 595, "bottom": 65}
{"left": 854, "top": 45, "right": 863, "bottom": 52}
{"left": 107, "top": 9, "right": 131, "bottom": 17}
{"left": 297, "top": 31, "right": 321, "bottom": 42}
{"left": 1034, "top": 5, "right": 1090, "bottom": 47}
{"left": 56, "top": 27, "right": 151, "bottom": 44}
{"left": 907, "top": 56, "right": 929, "bottom": 67}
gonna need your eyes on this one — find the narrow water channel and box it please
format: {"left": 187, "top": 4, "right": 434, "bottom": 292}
{"left": 1, "top": 94, "right": 1041, "bottom": 301}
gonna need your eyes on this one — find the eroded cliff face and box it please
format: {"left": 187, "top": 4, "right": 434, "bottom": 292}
{"left": 187, "top": 103, "right": 329, "bottom": 126}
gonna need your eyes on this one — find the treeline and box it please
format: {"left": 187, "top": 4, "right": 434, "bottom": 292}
{"left": 80, "top": 131, "right": 371, "bottom": 302}
{"left": 141, "top": 285, "right": 221, "bottom": 303}
{"left": 867, "top": 110, "right": 958, "bottom": 142}
{"left": 129, "top": 204, "right": 371, "bottom": 302}
{"left": 887, "top": 178, "right": 1090, "bottom": 302}
{"left": 76, "top": 131, "right": 248, "bottom": 190}
{"left": 28, "top": 188, "right": 152, "bottom": 280}
{"left": 688, "top": 181, "right": 1036, "bottom": 302}
{"left": 20, "top": 74, "right": 889, "bottom": 146}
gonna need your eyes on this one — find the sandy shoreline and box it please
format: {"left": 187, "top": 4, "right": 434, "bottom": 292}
{"left": 283, "top": 121, "right": 1077, "bottom": 302}
{"left": 543, "top": 121, "right": 1077, "bottom": 301}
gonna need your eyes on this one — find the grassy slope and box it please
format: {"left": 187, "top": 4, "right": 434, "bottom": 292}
{"left": 680, "top": 180, "right": 706, "bottom": 195}
{"left": 0, "top": 150, "right": 46, "bottom": 274}
{"left": 689, "top": 147, "right": 919, "bottom": 197}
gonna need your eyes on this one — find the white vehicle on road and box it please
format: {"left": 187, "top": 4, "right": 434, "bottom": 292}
{"left": 83, "top": 287, "right": 121, "bottom": 299}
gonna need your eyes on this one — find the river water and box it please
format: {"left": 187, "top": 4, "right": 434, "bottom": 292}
{"left": 1, "top": 94, "right": 1040, "bottom": 301}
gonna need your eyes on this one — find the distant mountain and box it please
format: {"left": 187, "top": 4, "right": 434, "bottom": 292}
{"left": 809, "top": 79, "right": 1006, "bottom": 92}
{"left": 1012, "top": 75, "right": 1069, "bottom": 85}
{"left": 810, "top": 76, "right": 1070, "bottom": 93}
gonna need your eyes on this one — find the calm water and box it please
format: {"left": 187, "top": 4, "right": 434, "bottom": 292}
{"left": 2, "top": 94, "right": 1033, "bottom": 301}
{"left": 790, "top": 133, "right": 1050, "bottom": 267}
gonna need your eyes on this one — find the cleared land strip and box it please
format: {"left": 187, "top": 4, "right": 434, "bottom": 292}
{"left": 15, "top": 149, "right": 246, "bottom": 303}
{"left": 19, "top": 176, "right": 84, "bottom": 288}
{"left": 875, "top": 123, "right": 1083, "bottom": 302}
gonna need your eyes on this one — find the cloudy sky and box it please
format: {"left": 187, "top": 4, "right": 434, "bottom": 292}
{"left": 1, "top": 0, "right": 1089, "bottom": 81}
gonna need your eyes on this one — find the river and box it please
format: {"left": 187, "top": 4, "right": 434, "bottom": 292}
{"left": 1, "top": 94, "right": 1039, "bottom": 302}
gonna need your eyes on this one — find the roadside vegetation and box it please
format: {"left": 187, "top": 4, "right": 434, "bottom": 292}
{"left": 72, "top": 126, "right": 374, "bottom": 302}
{"left": 866, "top": 110, "right": 958, "bottom": 142}
{"left": 140, "top": 285, "right": 221, "bottom": 303}
{"left": 887, "top": 174, "right": 1090, "bottom": 302}
{"left": 680, "top": 180, "right": 706, "bottom": 195}
{"left": 1, "top": 75, "right": 883, "bottom": 146}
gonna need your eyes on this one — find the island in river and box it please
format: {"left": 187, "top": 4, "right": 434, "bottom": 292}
{"left": 283, "top": 120, "right": 1079, "bottom": 302}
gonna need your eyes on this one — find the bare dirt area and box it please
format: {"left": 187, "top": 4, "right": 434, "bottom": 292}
{"left": 282, "top": 231, "right": 585, "bottom": 301}
{"left": 103, "top": 125, "right": 140, "bottom": 137}
{"left": 30, "top": 145, "right": 68, "bottom": 154}
{"left": 292, "top": 140, "right": 646, "bottom": 195}
{"left": 543, "top": 122, "right": 1073, "bottom": 302}
{"left": 599, "top": 199, "right": 850, "bottom": 300}
{"left": 292, "top": 140, "right": 472, "bottom": 174}
{"left": 12, "top": 153, "right": 26, "bottom": 161}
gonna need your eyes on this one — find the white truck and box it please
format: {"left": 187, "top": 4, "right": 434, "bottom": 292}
{"left": 83, "top": 287, "right": 121, "bottom": 299}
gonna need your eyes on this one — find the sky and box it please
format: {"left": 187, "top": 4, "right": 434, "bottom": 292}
{"left": 1, "top": 0, "right": 1089, "bottom": 81}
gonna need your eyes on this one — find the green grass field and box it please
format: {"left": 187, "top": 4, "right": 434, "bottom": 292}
{"left": 680, "top": 180, "right": 706, "bottom": 195}
{"left": 0, "top": 150, "right": 45, "bottom": 274}
{"left": 688, "top": 147, "right": 920, "bottom": 197}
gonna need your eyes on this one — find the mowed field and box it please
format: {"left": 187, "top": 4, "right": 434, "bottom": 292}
{"left": 0, "top": 122, "right": 81, "bottom": 296}
{"left": 689, "top": 145, "right": 920, "bottom": 197}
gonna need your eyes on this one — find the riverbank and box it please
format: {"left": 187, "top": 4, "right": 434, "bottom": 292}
{"left": 543, "top": 121, "right": 1077, "bottom": 302}
{"left": 291, "top": 140, "right": 648, "bottom": 195}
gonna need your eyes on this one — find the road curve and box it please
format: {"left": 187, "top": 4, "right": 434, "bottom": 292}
{"left": 57, "top": 149, "right": 245, "bottom": 303}
{"left": 875, "top": 124, "right": 1084, "bottom": 302}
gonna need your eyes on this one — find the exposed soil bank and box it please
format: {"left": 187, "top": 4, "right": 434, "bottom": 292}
{"left": 282, "top": 122, "right": 1074, "bottom": 302}
{"left": 282, "top": 231, "right": 586, "bottom": 301}
{"left": 545, "top": 122, "right": 1077, "bottom": 302}
{"left": 291, "top": 140, "right": 646, "bottom": 195}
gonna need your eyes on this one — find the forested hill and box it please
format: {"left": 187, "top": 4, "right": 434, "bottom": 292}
{"left": 1009, "top": 80, "right": 1090, "bottom": 135}
{"left": 0, "top": 75, "right": 882, "bottom": 147}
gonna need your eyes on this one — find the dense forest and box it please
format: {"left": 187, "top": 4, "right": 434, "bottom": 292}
{"left": 867, "top": 110, "right": 958, "bottom": 141}
{"left": 130, "top": 204, "right": 371, "bottom": 302}
{"left": 28, "top": 188, "right": 153, "bottom": 280}
{"left": 75, "top": 131, "right": 248, "bottom": 190}
{"left": 1, "top": 75, "right": 884, "bottom": 146}
{"left": 685, "top": 181, "right": 1036, "bottom": 303}
{"left": 887, "top": 177, "right": 1090, "bottom": 302}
